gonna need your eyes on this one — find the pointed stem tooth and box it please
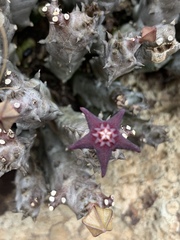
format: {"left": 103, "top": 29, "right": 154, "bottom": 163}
{"left": 168, "top": 35, "right": 173, "bottom": 41}
{"left": 53, "top": 8, "right": 60, "bottom": 15}
{"left": 49, "top": 205, "right": 54, "bottom": 211}
{"left": 13, "top": 102, "right": 21, "bottom": 109}
{"left": 49, "top": 196, "right": 55, "bottom": 202}
{"left": 0, "top": 139, "right": 5, "bottom": 145}
{"left": 125, "top": 100, "right": 129, "bottom": 106}
{"left": 5, "top": 78, "right": 11, "bottom": 85}
{"left": 42, "top": 6, "right": 47, "bottom": 12}
{"left": 104, "top": 199, "right": 109, "bottom": 206}
{"left": 86, "top": 46, "right": 90, "bottom": 52}
{"left": 51, "top": 190, "right": 57, "bottom": 196}
{"left": 64, "top": 13, "right": 70, "bottom": 20}
{"left": 122, "top": 133, "right": 128, "bottom": 139}
{"left": 126, "top": 125, "right": 131, "bottom": 130}
{"left": 7, "top": 129, "right": 15, "bottom": 138}
{"left": 13, "top": 25, "right": 18, "bottom": 30}
{"left": 1, "top": 157, "right": 6, "bottom": 162}
{"left": 52, "top": 16, "right": 58, "bottom": 22}
{"left": 61, "top": 197, "right": 66, "bottom": 204}
{"left": 170, "top": 19, "right": 176, "bottom": 25}
{"left": 132, "top": 130, "right": 136, "bottom": 135}
{"left": 156, "top": 38, "right": 163, "bottom": 46}
{"left": 111, "top": 196, "right": 115, "bottom": 206}
{"left": 6, "top": 70, "right": 11, "bottom": 75}
{"left": 30, "top": 202, "right": 35, "bottom": 207}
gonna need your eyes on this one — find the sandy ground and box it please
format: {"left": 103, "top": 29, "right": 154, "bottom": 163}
{"left": 0, "top": 72, "right": 180, "bottom": 240}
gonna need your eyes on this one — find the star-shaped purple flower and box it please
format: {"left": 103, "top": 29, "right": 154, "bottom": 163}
{"left": 69, "top": 107, "right": 140, "bottom": 177}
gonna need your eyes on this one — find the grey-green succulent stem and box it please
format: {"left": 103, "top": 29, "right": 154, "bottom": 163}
{"left": 0, "top": 24, "right": 8, "bottom": 84}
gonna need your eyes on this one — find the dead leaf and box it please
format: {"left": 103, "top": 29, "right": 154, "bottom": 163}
{"left": 82, "top": 205, "right": 113, "bottom": 237}
{"left": 0, "top": 100, "right": 19, "bottom": 131}
{"left": 140, "top": 26, "right": 157, "bottom": 43}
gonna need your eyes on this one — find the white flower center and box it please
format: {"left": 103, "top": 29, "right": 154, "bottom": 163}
{"left": 92, "top": 124, "right": 117, "bottom": 147}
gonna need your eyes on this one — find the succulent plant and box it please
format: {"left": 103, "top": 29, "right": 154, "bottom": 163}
{"left": 90, "top": 31, "right": 143, "bottom": 85}
{"left": 135, "top": 0, "right": 180, "bottom": 26}
{"left": 41, "top": 0, "right": 104, "bottom": 82}
{"left": 0, "top": 61, "right": 60, "bottom": 134}
{"left": 15, "top": 135, "right": 47, "bottom": 220}
{"left": 136, "top": 22, "right": 180, "bottom": 68}
{"left": 10, "top": 0, "right": 38, "bottom": 27}
{"left": 0, "top": 0, "right": 178, "bottom": 237}
{"left": 42, "top": 126, "right": 114, "bottom": 219}
{"left": 0, "top": 130, "right": 35, "bottom": 177}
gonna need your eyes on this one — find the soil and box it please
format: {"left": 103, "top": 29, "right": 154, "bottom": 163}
{"left": 0, "top": 70, "right": 180, "bottom": 240}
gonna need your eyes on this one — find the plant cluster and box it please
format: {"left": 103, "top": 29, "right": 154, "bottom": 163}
{"left": 0, "top": 0, "right": 179, "bottom": 237}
